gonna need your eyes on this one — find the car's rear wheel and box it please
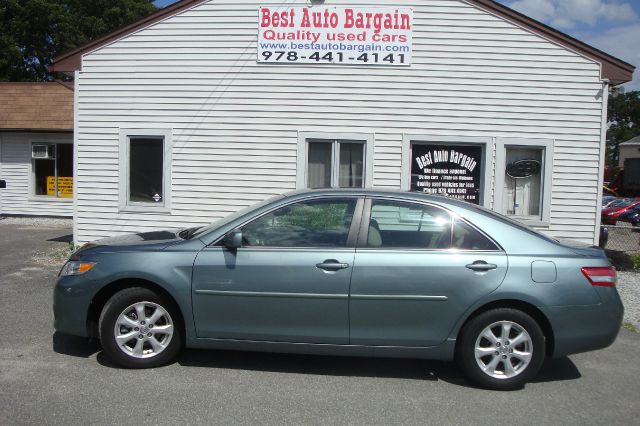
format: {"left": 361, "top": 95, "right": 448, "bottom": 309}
{"left": 458, "top": 308, "right": 545, "bottom": 390}
{"left": 99, "top": 287, "right": 182, "bottom": 368}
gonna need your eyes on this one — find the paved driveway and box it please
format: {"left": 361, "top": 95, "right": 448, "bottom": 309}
{"left": 0, "top": 218, "right": 638, "bottom": 425}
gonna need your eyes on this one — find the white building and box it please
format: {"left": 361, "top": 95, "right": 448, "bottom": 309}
{"left": 50, "top": 0, "right": 634, "bottom": 245}
{"left": 0, "top": 83, "right": 74, "bottom": 217}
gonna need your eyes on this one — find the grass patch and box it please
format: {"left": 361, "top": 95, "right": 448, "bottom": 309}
{"left": 606, "top": 250, "right": 639, "bottom": 271}
{"left": 623, "top": 322, "right": 639, "bottom": 333}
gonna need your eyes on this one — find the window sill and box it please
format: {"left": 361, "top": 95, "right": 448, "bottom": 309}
{"left": 119, "top": 205, "right": 171, "bottom": 214}
{"left": 28, "top": 197, "right": 73, "bottom": 203}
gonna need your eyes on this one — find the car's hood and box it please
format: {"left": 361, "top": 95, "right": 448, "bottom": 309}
{"left": 73, "top": 230, "right": 183, "bottom": 257}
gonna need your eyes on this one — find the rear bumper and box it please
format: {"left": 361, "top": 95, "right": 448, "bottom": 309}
{"left": 542, "top": 288, "right": 624, "bottom": 357}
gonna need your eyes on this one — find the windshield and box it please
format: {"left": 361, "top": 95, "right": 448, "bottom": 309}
{"left": 189, "top": 194, "right": 285, "bottom": 239}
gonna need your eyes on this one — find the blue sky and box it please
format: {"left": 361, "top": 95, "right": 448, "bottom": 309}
{"left": 153, "top": 0, "right": 639, "bottom": 90}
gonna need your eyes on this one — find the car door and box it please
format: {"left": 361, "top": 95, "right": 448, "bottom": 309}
{"left": 192, "top": 197, "right": 363, "bottom": 344}
{"left": 349, "top": 198, "right": 508, "bottom": 347}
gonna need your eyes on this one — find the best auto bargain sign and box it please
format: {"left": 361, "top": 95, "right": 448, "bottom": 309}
{"left": 258, "top": 7, "right": 413, "bottom": 66}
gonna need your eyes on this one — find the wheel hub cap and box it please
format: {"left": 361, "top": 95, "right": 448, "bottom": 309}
{"left": 474, "top": 320, "right": 533, "bottom": 380}
{"left": 114, "top": 301, "right": 174, "bottom": 359}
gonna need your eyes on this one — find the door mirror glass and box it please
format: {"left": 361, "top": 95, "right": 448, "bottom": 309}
{"left": 223, "top": 229, "right": 243, "bottom": 249}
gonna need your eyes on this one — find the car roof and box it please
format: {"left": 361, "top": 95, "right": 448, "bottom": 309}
{"left": 282, "top": 188, "right": 474, "bottom": 208}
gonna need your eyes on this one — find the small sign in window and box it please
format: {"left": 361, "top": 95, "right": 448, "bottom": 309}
{"left": 411, "top": 144, "right": 483, "bottom": 205}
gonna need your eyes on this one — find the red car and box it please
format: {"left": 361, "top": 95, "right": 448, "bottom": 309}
{"left": 601, "top": 198, "right": 640, "bottom": 225}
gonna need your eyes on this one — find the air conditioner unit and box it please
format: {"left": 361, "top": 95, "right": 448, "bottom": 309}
{"left": 32, "top": 144, "right": 56, "bottom": 159}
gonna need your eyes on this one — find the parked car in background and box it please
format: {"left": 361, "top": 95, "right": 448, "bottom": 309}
{"left": 618, "top": 204, "right": 640, "bottom": 227}
{"left": 601, "top": 195, "right": 617, "bottom": 208}
{"left": 54, "top": 189, "right": 623, "bottom": 391}
{"left": 601, "top": 198, "right": 640, "bottom": 225}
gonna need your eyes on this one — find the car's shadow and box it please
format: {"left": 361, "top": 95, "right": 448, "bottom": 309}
{"left": 52, "top": 332, "right": 101, "bottom": 358}
{"left": 53, "top": 333, "right": 581, "bottom": 388}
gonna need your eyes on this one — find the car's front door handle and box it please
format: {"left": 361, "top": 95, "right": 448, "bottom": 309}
{"left": 316, "top": 260, "right": 350, "bottom": 271}
{"left": 466, "top": 261, "right": 498, "bottom": 272}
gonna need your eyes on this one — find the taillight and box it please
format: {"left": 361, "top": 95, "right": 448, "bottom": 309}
{"left": 581, "top": 266, "right": 617, "bottom": 287}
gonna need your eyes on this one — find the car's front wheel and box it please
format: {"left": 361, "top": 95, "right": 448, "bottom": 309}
{"left": 457, "top": 308, "right": 545, "bottom": 390}
{"left": 99, "top": 287, "right": 183, "bottom": 368}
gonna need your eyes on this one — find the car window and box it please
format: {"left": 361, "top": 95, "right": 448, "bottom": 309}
{"left": 452, "top": 219, "right": 500, "bottom": 251}
{"left": 367, "top": 201, "right": 452, "bottom": 249}
{"left": 241, "top": 199, "right": 357, "bottom": 247}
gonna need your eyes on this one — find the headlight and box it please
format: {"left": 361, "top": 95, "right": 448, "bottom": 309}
{"left": 59, "top": 261, "right": 96, "bottom": 277}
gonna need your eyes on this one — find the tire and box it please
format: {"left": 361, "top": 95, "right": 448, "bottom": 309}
{"left": 457, "top": 308, "right": 545, "bottom": 390}
{"left": 99, "top": 287, "right": 183, "bottom": 368}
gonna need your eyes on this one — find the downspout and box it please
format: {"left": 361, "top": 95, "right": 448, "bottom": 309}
{"left": 595, "top": 79, "right": 610, "bottom": 246}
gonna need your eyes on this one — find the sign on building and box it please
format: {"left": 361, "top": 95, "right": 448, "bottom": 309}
{"left": 258, "top": 7, "right": 413, "bottom": 66}
{"left": 411, "top": 145, "right": 483, "bottom": 204}
{"left": 47, "top": 176, "right": 73, "bottom": 198}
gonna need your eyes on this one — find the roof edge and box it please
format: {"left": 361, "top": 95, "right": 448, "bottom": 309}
{"left": 50, "top": 0, "right": 635, "bottom": 84}
{"left": 50, "top": 0, "right": 206, "bottom": 72}
{"left": 0, "top": 129, "right": 74, "bottom": 133}
{"left": 468, "top": 0, "right": 634, "bottom": 83}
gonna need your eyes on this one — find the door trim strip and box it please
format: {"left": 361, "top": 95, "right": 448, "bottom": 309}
{"left": 195, "top": 290, "right": 348, "bottom": 300}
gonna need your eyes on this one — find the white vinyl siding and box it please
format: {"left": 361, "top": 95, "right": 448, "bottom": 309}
{"left": 0, "top": 133, "right": 73, "bottom": 217}
{"left": 73, "top": 0, "right": 605, "bottom": 244}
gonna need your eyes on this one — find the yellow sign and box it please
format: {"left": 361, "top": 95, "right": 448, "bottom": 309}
{"left": 46, "top": 176, "right": 73, "bottom": 198}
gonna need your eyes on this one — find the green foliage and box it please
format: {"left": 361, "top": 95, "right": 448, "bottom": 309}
{"left": 631, "top": 253, "right": 640, "bottom": 271}
{"left": 0, "top": 0, "right": 157, "bottom": 82}
{"left": 607, "top": 91, "right": 640, "bottom": 165}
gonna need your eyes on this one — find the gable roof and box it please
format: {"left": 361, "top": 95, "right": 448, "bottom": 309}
{"left": 620, "top": 136, "right": 640, "bottom": 146}
{"left": 50, "top": 0, "right": 635, "bottom": 84}
{"left": 0, "top": 83, "right": 74, "bottom": 132}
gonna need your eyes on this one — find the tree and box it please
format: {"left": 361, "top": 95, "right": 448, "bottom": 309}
{"left": 0, "top": 0, "right": 157, "bottom": 82}
{"left": 607, "top": 90, "right": 640, "bottom": 165}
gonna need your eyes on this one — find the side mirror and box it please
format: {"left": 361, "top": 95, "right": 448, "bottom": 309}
{"left": 223, "top": 229, "right": 243, "bottom": 250}
{"left": 0, "top": 180, "right": 5, "bottom": 189}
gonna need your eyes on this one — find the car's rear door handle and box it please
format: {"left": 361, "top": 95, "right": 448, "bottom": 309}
{"left": 466, "top": 261, "right": 498, "bottom": 272}
{"left": 316, "top": 260, "right": 350, "bottom": 271}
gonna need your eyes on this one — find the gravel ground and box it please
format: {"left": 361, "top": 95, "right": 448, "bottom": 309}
{"left": 617, "top": 271, "right": 640, "bottom": 328}
{"left": 0, "top": 216, "right": 72, "bottom": 228}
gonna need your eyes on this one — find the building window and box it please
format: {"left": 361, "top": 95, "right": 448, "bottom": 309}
{"left": 119, "top": 130, "right": 172, "bottom": 211}
{"left": 307, "top": 139, "right": 364, "bottom": 188}
{"left": 502, "top": 148, "right": 543, "bottom": 217}
{"left": 32, "top": 143, "right": 73, "bottom": 198}
{"left": 495, "top": 138, "right": 553, "bottom": 226}
{"left": 129, "top": 137, "right": 164, "bottom": 203}
{"left": 297, "top": 133, "right": 373, "bottom": 190}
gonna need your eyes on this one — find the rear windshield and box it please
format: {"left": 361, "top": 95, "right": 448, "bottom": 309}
{"left": 451, "top": 200, "right": 559, "bottom": 244}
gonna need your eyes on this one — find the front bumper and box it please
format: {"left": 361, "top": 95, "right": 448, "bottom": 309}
{"left": 53, "top": 276, "right": 97, "bottom": 338}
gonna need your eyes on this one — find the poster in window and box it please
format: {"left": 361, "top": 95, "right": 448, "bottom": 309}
{"left": 411, "top": 144, "right": 483, "bottom": 205}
